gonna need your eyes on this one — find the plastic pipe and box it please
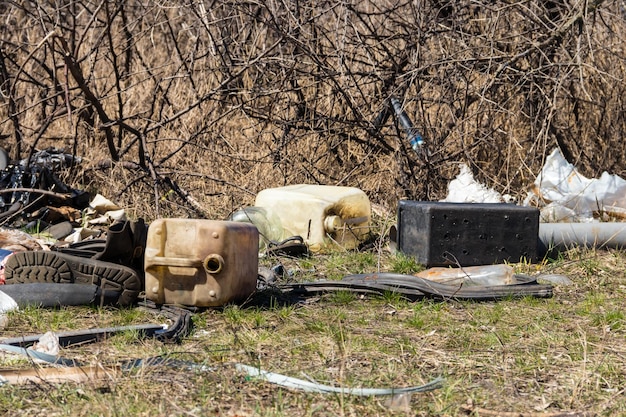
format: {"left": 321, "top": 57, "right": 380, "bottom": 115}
{"left": 539, "top": 222, "right": 626, "bottom": 251}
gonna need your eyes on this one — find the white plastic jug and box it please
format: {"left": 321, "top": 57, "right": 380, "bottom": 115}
{"left": 254, "top": 184, "right": 371, "bottom": 251}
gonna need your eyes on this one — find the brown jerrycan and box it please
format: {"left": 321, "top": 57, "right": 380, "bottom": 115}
{"left": 144, "top": 219, "right": 259, "bottom": 307}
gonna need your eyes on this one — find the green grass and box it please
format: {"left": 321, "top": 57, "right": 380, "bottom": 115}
{"left": 389, "top": 252, "right": 424, "bottom": 274}
{"left": 1, "top": 248, "right": 626, "bottom": 416}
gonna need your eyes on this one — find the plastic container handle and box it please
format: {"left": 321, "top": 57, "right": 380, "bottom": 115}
{"left": 149, "top": 254, "right": 225, "bottom": 275}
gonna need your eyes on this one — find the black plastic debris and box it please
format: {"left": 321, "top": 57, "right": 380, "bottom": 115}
{"left": 395, "top": 201, "right": 539, "bottom": 267}
{"left": 280, "top": 272, "right": 553, "bottom": 301}
{"left": 0, "top": 148, "right": 90, "bottom": 227}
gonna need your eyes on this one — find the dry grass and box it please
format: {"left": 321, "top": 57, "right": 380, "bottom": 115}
{"left": 3, "top": 1, "right": 626, "bottom": 217}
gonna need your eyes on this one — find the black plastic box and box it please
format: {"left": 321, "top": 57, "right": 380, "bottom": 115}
{"left": 396, "top": 201, "right": 539, "bottom": 267}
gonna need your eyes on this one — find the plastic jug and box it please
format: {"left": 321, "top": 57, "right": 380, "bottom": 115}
{"left": 253, "top": 184, "right": 371, "bottom": 251}
{"left": 144, "top": 219, "right": 259, "bottom": 307}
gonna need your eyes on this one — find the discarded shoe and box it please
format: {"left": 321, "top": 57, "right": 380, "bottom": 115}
{"left": 3, "top": 251, "right": 142, "bottom": 306}
{"left": 95, "top": 218, "right": 147, "bottom": 272}
{"left": 55, "top": 218, "right": 148, "bottom": 273}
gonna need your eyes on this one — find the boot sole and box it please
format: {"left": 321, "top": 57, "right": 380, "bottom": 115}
{"left": 4, "top": 251, "right": 142, "bottom": 306}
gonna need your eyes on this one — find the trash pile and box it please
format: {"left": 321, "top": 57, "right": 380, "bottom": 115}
{"left": 2, "top": 143, "right": 622, "bottom": 397}
{"left": 0, "top": 148, "right": 89, "bottom": 228}
{"left": 442, "top": 148, "right": 626, "bottom": 253}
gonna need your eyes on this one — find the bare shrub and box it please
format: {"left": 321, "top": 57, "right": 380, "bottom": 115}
{"left": 1, "top": 0, "right": 625, "bottom": 218}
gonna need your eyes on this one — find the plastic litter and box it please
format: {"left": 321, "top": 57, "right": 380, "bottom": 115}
{"left": 228, "top": 206, "right": 284, "bottom": 249}
{"left": 525, "top": 147, "right": 626, "bottom": 222}
{"left": 441, "top": 164, "right": 509, "bottom": 203}
{"left": 384, "top": 392, "right": 412, "bottom": 412}
{"left": 0, "top": 343, "right": 79, "bottom": 367}
{"left": 83, "top": 194, "right": 127, "bottom": 225}
{"left": 62, "top": 226, "right": 103, "bottom": 244}
{"left": 0, "top": 291, "right": 19, "bottom": 330}
{"left": 395, "top": 200, "right": 538, "bottom": 267}
{"left": 536, "top": 274, "right": 573, "bottom": 286}
{"left": 235, "top": 363, "right": 444, "bottom": 396}
{"left": 252, "top": 184, "right": 372, "bottom": 252}
{"left": 0, "top": 289, "right": 18, "bottom": 329}
{"left": 0, "top": 290, "right": 18, "bottom": 314}
{"left": 0, "top": 328, "right": 444, "bottom": 396}
{"left": 32, "top": 331, "right": 60, "bottom": 356}
{"left": 390, "top": 96, "right": 424, "bottom": 153}
{"left": 538, "top": 222, "right": 626, "bottom": 252}
{"left": 144, "top": 219, "right": 259, "bottom": 307}
{"left": 415, "top": 264, "right": 516, "bottom": 286}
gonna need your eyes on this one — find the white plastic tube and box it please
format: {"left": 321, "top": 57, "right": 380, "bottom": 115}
{"left": 539, "top": 222, "right": 626, "bottom": 251}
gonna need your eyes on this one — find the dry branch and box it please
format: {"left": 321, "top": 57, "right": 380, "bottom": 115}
{"left": 0, "top": 1, "right": 625, "bottom": 217}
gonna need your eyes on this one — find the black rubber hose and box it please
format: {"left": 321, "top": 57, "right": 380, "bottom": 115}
{"left": 280, "top": 273, "right": 552, "bottom": 301}
{"left": 1, "top": 283, "right": 120, "bottom": 307}
{"left": 342, "top": 273, "right": 553, "bottom": 300}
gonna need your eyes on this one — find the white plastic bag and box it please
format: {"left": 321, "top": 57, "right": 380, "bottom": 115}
{"left": 441, "top": 164, "right": 505, "bottom": 203}
{"left": 524, "top": 148, "right": 626, "bottom": 222}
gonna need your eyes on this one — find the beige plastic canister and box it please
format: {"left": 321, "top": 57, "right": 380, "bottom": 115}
{"left": 144, "top": 219, "right": 259, "bottom": 307}
{"left": 254, "top": 184, "right": 371, "bottom": 251}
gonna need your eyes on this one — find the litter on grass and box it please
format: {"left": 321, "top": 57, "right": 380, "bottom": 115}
{"left": 441, "top": 149, "right": 626, "bottom": 223}
{"left": 526, "top": 147, "right": 626, "bottom": 222}
{"left": 441, "top": 163, "right": 511, "bottom": 203}
{"left": 0, "top": 338, "right": 444, "bottom": 397}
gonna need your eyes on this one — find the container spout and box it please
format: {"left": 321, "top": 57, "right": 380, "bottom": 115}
{"left": 324, "top": 215, "right": 343, "bottom": 233}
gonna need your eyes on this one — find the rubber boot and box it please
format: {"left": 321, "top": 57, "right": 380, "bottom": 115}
{"left": 56, "top": 219, "right": 147, "bottom": 276}
{"left": 94, "top": 220, "right": 135, "bottom": 265}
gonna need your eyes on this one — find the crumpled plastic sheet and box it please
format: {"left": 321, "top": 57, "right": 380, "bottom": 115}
{"left": 442, "top": 149, "right": 626, "bottom": 223}
{"left": 441, "top": 164, "right": 512, "bottom": 203}
{"left": 0, "top": 290, "right": 18, "bottom": 330}
{"left": 524, "top": 148, "right": 626, "bottom": 222}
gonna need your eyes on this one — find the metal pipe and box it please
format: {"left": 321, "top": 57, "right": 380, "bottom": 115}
{"left": 539, "top": 222, "right": 626, "bottom": 251}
